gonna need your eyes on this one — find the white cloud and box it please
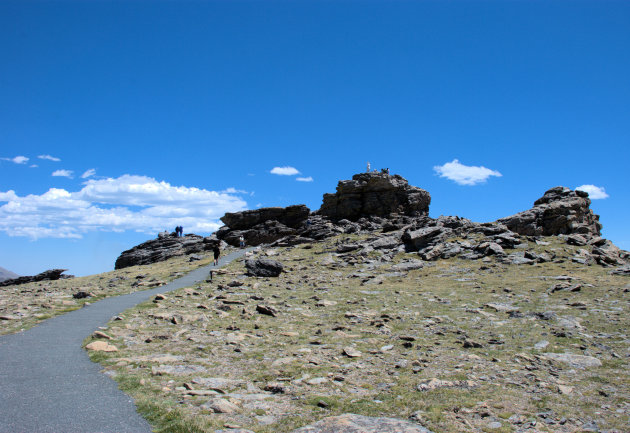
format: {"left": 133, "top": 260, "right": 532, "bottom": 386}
{"left": 81, "top": 168, "right": 96, "bottom": 179}
{"left": 433, "top": 159, "right": 502, "bottom": 186}
{"left": 270, "top": 166, "right": 300, "bottom": 176}
{"left": 38, "top": 154, "right": 61, "bottom": 162}
{"left": 52, "top": 169, "right": 74, "bottom": 178}
{"left": 222, "top": 187, "right": 248, "bottom": 194}
{"left": 296, "top": 176, "right": 314, "bottom": 182}
{"left": 2, "top": 156, "right": 29, "bottom": 164}
{"left": 576, "top": 184, "right": 609, "bottom": 200}
{"left": 30, "top": 164, "right": 38, "bottom": 168}
{"left": 0, "top": 175, "right": 248, "bottom": 239}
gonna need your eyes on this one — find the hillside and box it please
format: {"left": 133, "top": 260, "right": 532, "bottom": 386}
{"left": 2, "top": 172, "right": 628, "bottom": 432}
{"left": 82, "top": 173, "right": 627, "bottom": 433}
{"left": 86, "top": 233, "right": 629, "bottom": 433}
{"left": 0, "top": 266, "right": 19, "bottom": 283}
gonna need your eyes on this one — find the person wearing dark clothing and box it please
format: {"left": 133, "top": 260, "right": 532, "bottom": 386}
{"left": 179, "top": 226, "right": 183, "bottom": 237}
{"left": 213, "top": 244, "right": 220, "bottom": 266}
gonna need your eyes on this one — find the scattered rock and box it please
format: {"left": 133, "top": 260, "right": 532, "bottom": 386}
{"left": 610, "top": 265, "right": 630, "bottom": 276}
{"left": 291, "top": 413, "right": 435, "bottom": 433}
{"left": 92, "top": 331, "right": 112, "bottom": 340}
{"left": 463, "top": 339, "right": 483, "bottom": 348}
{"left": 391, "top": 260, "right": 425, "bottom": 272}
{"left": 202, "top": 398, "right": 241, "bottom": 414}
{"left": 256, "top": 304, "right": 278, "bottom": 317}
{"left": 85, "top": 341, "right": 118, "bottom": 352}
{"left": 534, "top": 340, "right": 549, "bottom": 350}
{"left": 343, "top": 347, "right": 362, "bottom": 358}
{"left": 417, "top": 378, "right": 476, "bottom": 391}
{"left": 542, "top": 352, "right": 602, "bottom": 369}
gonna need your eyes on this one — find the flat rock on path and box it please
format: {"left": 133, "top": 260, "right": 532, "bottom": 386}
{"left": 291, "top": 413, "right": 435, "bottom": 433}
{"left": 0, "top": 248, "right": 251, "bottom": 433}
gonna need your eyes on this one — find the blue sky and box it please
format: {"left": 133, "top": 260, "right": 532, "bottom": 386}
{"left": 1, "top": 1, "right": 628, "bottom": 276}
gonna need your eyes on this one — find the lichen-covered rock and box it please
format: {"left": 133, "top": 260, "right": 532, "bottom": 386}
{"left": 497, "top": 186, "right": 602, "bottom": 237}
{"left": 291, "top": 413, "right": 434, "bottom": 433}
{"left": 114, "top": 234, "right": 220, "bottom": 269}
{"left": 318, "top": 172, "right": 431, "bottom": 222}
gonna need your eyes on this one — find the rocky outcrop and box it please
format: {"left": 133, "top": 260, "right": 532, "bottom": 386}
{"left": 218, "top": 205, "right": 310, "bottom": 247}
{"left": 318, "top": 172, "right": 431, "bottom": 222}
{"left": 114, "top": 234, "right": 220, "bottom": 269}
{"left": 0, "top": 269, "right": 73, "bottom": 287}
{"left": 217, "top": 220, "right": 297, "bottom": 247}
{"left": 497, "top": 187, "right": 602, "bottom": 238}
{"left": 291, "top": 413, "right": 434, "bottom": 433}
{"left": 221, "top": 205, "right": 309, "bottom": 230}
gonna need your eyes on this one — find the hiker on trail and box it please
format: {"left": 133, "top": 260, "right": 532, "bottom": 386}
{"left": 239, "top": 235, "right": 245, "bottom": 248}
{"left": 213, "top": 243, "right": 221, "bottom": 266}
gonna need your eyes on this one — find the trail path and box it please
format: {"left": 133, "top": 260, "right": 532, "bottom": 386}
{"left": 0, "top": 248, "right": 252, "bottom": 433}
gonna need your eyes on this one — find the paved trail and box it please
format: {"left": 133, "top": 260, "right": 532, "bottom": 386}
{"left": 0, "top": 249, "right": 251, "bottom": 433}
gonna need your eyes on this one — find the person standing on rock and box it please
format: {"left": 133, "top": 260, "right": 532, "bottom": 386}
{"left": 366, "top": 161, "right": 371, "bottom": 172}
{"left": 213, "top": 243, "right": 221, "bottom": 266}
{"left": 179, "top": 226, "right": 183, "bottom": 237}
{"left": 239, "top": 235, "right": 245, "bottom": 248}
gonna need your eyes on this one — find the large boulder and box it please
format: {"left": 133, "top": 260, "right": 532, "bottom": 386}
{"left": 318, "top": 172, "right": 431, "bottom": 222}
{"left": 245, "top": 258, "right": 284, "bottom": 277}
{"left": 497, "top": 187, "right": 602, "bottom": 238}
{"left": 0, "top": 269, "right": 72, "bottom": 287}
{"left": 221, "top": 205, "right": 310, "bottom": 230}
{"left": 114, "top": 234, "right": 220, "bottom": 269}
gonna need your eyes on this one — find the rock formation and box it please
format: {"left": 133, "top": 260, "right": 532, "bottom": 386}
{"left": 497, "top": 186, "right": 602, "bottom": 237}
{"left": 217, "top": 205, "right": 311, "bottom": 247}
{"left": 0, "top": 269, "right": 73, "bottom": 287}
{"left": 114, "top": 173, "right": 627, "bottom": 269}
{"left": 114, "top": 234, "right": 220, "bottom": 269}
{"left": 318, "top": 172, "right": 431, "bottom": 221}
{"left": 221, "top": 205, "right": 309, "bottom": 230}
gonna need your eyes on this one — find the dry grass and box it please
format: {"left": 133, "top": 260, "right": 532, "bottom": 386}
{"left": 83, "top": 235, "right": 629, "bottom": 432}
{"left": 0, "top": 252, "right": 218, "bottom": 335}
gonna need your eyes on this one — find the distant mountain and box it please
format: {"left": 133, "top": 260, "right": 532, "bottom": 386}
{"left": 0, "top": 266, "right": 19, "bottom": 282}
